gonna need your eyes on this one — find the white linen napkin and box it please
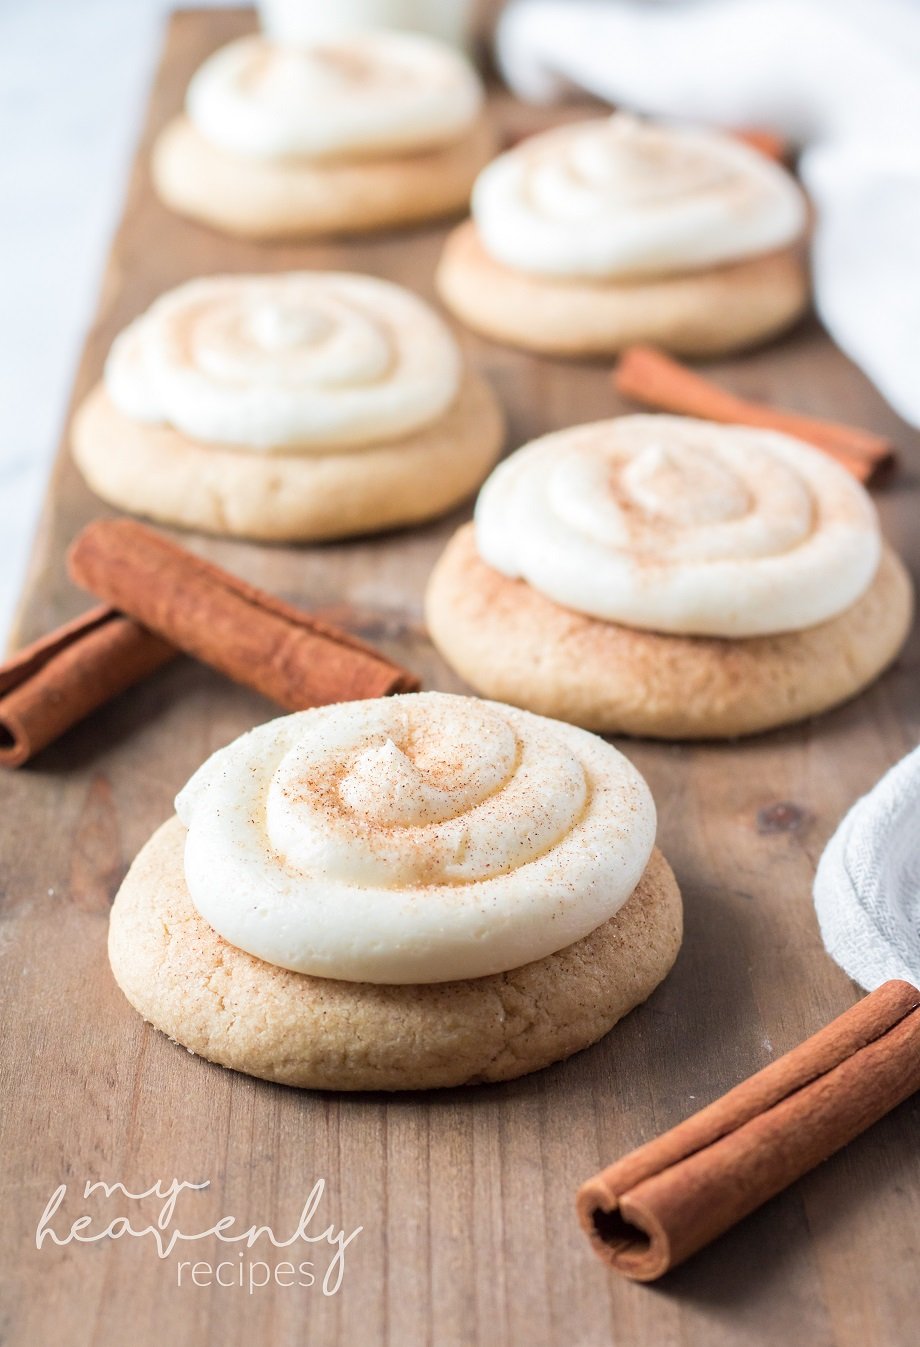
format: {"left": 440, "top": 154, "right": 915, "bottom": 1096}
{"left": 495, "top": 0, "right": 920, "bottom": 429}
{"left": 813, "top": 746, "right": 920, "bottom": 991}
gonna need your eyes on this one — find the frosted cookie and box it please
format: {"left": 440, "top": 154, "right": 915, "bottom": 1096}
{"left": 108, "top": 693, "right": 682, "bottom": 1090}
{"left": 437, "top": 114, "right": 809, "bottom": 356}
{"left": 426, "top": 417, "right": 913, "bottom": 738}
{"left": 72, "top": 271, "right": 504, "bottom": 541}
{"left": 153, "top": 31, "right": 496, "bottom": 238}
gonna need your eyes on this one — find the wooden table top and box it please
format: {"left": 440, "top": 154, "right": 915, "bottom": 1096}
{"left": 2, "top": 9, "right": 918, "bottom": 1346}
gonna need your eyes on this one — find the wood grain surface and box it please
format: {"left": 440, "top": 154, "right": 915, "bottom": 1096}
{"left": 1, "top": 9, "right": 918, "bottom": 1347}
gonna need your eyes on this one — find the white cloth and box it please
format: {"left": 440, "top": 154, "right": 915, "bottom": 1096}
{"left": 496, "top": 0, "right": 920, "bottom": 429}
{"left": 814, "top": 747, "right": 920, "bottom": 991}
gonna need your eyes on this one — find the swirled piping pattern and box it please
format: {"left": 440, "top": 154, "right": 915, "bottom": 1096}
{"left": 474, "top": 415, "right": 880, "bottom": 637}
{"left": 105, "top": 272, "right": 461, "bottom": 451}
{"left": 472, "top": 113, "right": 806, "bottom": 278}
{"left": 176, "top": 693, "right": 656, "bottom": 983}
{"left": 186, "top": 31, "right": 483, "bottom": 159}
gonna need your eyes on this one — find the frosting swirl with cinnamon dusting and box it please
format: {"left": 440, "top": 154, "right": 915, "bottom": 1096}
{"left": 175, "top": 693, "right": 656, "bottom": 984}
{"left": 105, "top": 272, "right": 461, "bottom": 452}
{"left": 474, "top": 416, "right": 880, "bottom": 637}
{"left": 472, "top": 114, "right": 806, "bottom": 278}
{"left": 186, "top": 32, "right": 483, "bottom": 160}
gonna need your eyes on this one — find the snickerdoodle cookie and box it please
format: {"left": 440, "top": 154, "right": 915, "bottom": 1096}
{"left": 153, "top": 31, "right": 496, "bottom": 238}
{"left": 425, "top": 418, "right": 913, "bottom": 738}
{"left": 437, "top": 114, "right": 809, "bottom": 357}
{"left": 72, "top": 271, "right": 504, "bottom": 541}
{"left": 109, "top": 694, "right": 682, "bottom": 1090}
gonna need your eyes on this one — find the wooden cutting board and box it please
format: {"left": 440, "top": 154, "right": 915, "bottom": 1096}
{"left": 2, "top": 9, "right": 918, "bottom": 1347}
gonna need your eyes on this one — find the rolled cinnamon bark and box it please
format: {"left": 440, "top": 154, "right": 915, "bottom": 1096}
{"left": 68, "top": 519, "right": 420, "bottom": 710}
{"left": 734, "top": 128, "right": 788, "bottom": 162}
{"left": 614, "top": 345, "right": 894, "bottom": 483}
{"left": 0, "top": 606, "right": 175, "bottom": 768}
{"left": 577, "top": 980, "right": 920, "bottom": 1281}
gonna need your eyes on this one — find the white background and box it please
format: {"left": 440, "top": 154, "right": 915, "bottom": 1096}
{"left": 0, "top": 0, "right": 241, "bottom": 643}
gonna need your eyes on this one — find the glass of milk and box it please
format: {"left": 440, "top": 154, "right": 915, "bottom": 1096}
{"left": 258, "top": 0, "right": 476, "bottom": 51}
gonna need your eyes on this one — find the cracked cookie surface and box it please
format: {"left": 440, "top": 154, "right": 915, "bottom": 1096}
{"left": 108, "top": 816, "right": 682, "bottom": 1091}
{"left": 425, "top": 525, "right": 913, "bottom": 739}
{"left": 72, "top": 372, "right": 503, "bottom": 542}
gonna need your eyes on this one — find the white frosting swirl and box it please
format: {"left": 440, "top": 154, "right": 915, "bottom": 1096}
{"left": 175, "top": 693, "right": 656, "bottom": 984}
{"left": 186, "top": 32, "right": 483, "bottom": 160}
{"left": 104, "top": 272, "right": 461, "bottom": 452}
{"left": 474, "top": 416, "right": 881, "bottom": 638}
{"left": 472, "top": 114, "right": 807, "bottom": 278}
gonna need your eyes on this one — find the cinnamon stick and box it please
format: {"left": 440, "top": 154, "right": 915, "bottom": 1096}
{"left": 614, "top": 345, "right": 894, "bottom": 483}
{"left": 68, "top": 519, "right": 420, "bottom": 710}
{"left": 734, "top": 128, "right": 788, "bottom": 162}
{"left": 577, "top": 980, "right": 920, "bottom": 1281}
{"left": 0, "top": 606, "right": 175, "bottom": 768}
